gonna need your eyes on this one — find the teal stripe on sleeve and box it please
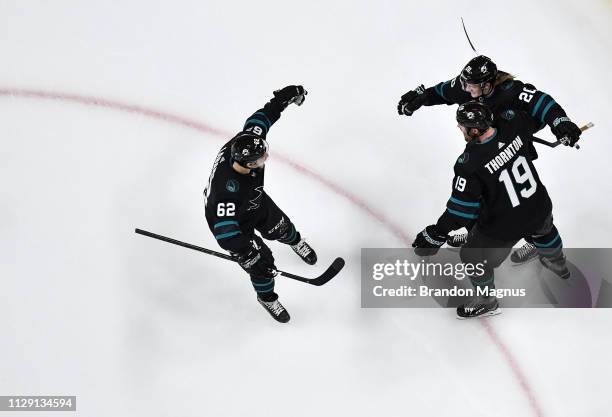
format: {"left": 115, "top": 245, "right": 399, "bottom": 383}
{"left": 540, "top": 100, "right": 557, "bottom": 123}
{"left": 531, "top": 93, "right": 548, "bottom": 117}
{"left": 449, "top": 197, "right": 480, "bottom": 207}
{"left": 244, "top": 119, "right": 268, "bottom": 133}
{"left": 447, "top": 208, "right": 479, "bottom": 219}
{"left": 254, "top": 112, "right": 271, "bottom": 128}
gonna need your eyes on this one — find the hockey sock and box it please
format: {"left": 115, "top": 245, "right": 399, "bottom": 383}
{"left": 277, "top": 223, "right": 300, "bottom": 246}
{"left": 251, "top": 277, "right": 278, "bottom": 301}
{"left": 532, "top": 226, "right": 563, "bottom": 260}
{"left": 469, "top": 267, "right": 496, "bottom": 294}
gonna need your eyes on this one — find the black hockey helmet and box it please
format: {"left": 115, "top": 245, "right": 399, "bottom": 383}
{"left": 230, "top": 132, "right": 269, "bottom": 165}
{"left": 460, "top": 55, "right": 498, "bottom": 89}
{"left": 456, "top": 101, "right": 494, "bottom": 132}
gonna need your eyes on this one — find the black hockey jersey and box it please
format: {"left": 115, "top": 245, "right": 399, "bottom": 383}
{"left": 435, "top": 112, "right": 553, "bottom": 241}
{"left": 204, "top": 98, "right": 283, "bottom": 253}
{"left": 423, "top": 73, "right": 570, "bottom": 159}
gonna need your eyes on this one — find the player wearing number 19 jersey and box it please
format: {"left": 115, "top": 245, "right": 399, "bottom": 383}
{"left": 398, "top": 55, "right": 583, "bottom": 264}
{"left": 412, "top": 101, "right": 569, "bottom": 319}
{"left": 203, "top": 85, "right": 317, "bottom": 323}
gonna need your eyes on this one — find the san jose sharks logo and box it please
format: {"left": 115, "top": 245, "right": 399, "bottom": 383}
{"left": 457, "top": 152, "right": 470, "bottom": 164}
{"left": 247, "top": 186, "right": 264, "bottom": 211}
{"left": 226, "top": 179, "right": 239, "bottom": 192}
{"left": 501, "top": 109, "right": 516, "bottom": 120}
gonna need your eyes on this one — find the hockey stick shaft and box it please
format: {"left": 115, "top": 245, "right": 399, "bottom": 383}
{"left": 461, "top": 18, "right": 478, "bottom": 54}
{"left": 134, "top": 228, "right": 343, "bottom": 285}
{"left": 532, "top": 122, "right": 593, "bottom": 149}
{"left": 135, "top": 228, "right": 234, "bottom": 260}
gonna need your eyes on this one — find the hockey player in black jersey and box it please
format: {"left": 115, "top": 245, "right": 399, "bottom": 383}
{"left": 412, "top": 101, "right": 570, "bottom": 319}
{"left": 398, "top": 54, "right": 582, "bottom": 265}
{"left": 203, "top": 85, "right": 316, "bottom": 323}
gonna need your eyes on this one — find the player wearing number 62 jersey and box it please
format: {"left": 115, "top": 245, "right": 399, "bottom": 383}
{"left": 412, "top": 101, "right": 570, "bottom": 319}
{"left": 203, "top": 85, "right": 317, "bottom": 323}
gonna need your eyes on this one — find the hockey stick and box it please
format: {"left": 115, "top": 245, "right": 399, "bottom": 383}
{"left": 461, "top": 18, "right": 478, "bottom": 54}
{"left": 134, "top": 228, "right": 345, "bottom": 286}
{"left": 531, "top": 122, "right": 594, "bottom": 149}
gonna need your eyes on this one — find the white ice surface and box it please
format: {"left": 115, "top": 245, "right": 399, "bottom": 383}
{"left": 1, "top": 1, "right": 611, "bottom": 416}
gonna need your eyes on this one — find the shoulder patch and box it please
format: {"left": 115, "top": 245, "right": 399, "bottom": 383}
{"left": 226, "top": 179, "right": 239, "bottom": 192}
{"left": 500, "top": 80, "right": 514, "bottom": 90}
{"left": 501, "top": 109, "right": 516, "bottom": 120}
{"left": 457, "top": 152, "right": 470, "bottom": 164}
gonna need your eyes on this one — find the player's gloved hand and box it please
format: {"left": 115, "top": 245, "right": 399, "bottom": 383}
{"left": 273, "top": 85, "right": 307, "bottom": 109}
{"left": 552, "top": 119, "right": 581, "bottom": 147}
{"left": 397, "top": 84, "right": 426, "bottom": 116}
{"left": 412, "top": 225, "right": 447, "bottom": 256}
{"left": 233, "top": 240, "right": 278, "bottom": 278}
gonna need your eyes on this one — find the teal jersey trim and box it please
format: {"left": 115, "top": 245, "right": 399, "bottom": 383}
{"left": 435, "top": 81, "right": 450, "bottom": 100}
{"left": 479, "top": 128, "right": 497, "bottom": 145}
{"left": 254, "top": 112, "right": 271, "bottom": 128}
{"left": 540, "top": 100, "right": 557, "bottom": 123}
{"left": 531, "top": 93, "right": 548, "bottom": 117}
{"left": 252, "top": 279, "right": 275, "bottom": 287}
{"left": 447, "top": 208, "right": 479, "bottom": 219}
{"left": 449, "top": 197, "right": 480, "bottom": 207}
{"left": 215, "top": 231, "right": 242, "bottom": 240}
{"left": 214, "top": 220, "right": 239, "bottom": 228}
{"left": 244, "top": 119, "right": 268, "bottom": 133}
{"left": 534, "top": 234, "right": 561, "bottom": 248}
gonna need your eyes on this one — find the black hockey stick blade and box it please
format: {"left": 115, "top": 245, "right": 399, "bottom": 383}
{"left": 279, "top": 257, "right": 345, "bottom": 286}
{"left": 135, "top": 228, "right": 344, "bottom": 286}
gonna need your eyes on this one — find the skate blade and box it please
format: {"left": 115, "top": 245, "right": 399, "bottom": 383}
{"left": 456, "top": 308, "right": 502, "bottom": 320}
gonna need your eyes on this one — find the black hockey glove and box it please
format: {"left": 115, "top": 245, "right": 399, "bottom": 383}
{"left": 551, "top": 118, "right": 581, "bottom": 147}
{"left": 397, "top": 84, "right": 426, "bottom": 116}
{"left": 273, "top": 85, "right": 307, "bottom": 109}
{"left": 233, "top": 239, "right": 278, "bottom": 278}
{"left": 412, "top": 225, "right": 447, "bottom": 256}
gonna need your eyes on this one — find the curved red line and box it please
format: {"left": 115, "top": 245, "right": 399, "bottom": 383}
{"left": 481, "top": 319, "right": 545, "bottom": 417}
{"left": 0, "top": 87, "right": 411, "bottom": 246}
{"left": 0, "top": 87, "right": 544, "bottom": 416}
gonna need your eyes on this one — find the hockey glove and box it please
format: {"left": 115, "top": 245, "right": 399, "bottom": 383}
{"left": 273, "top": 85, "right": 307, "bottom": 109}
{"left": 397, "top": 84, "right": 426, "bottom": 116}
{"left": 551, "top": 118, "right": 581, "bottom": 147}
{"left": 233, "top": 239, "right": 278, "bottom": 278}
{"left": 412, "top": 225, "right": 447, "bottom": 256}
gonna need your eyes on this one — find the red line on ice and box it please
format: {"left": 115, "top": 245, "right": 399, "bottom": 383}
{"left": 481, "top": 319, "right": 545, "bottom": 417}
{"left": 0, "top": 87, "right": 544, "bottom": 417}
{"left": 0, "top": 87, "right": 411, "bottom": 246}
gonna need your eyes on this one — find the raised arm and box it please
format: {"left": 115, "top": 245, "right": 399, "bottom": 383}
{"left": 397, "top": 76, "right": 471, "bottom": 116}
{"left": 242, "top": 85, "right": 307, "bottom": 138}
